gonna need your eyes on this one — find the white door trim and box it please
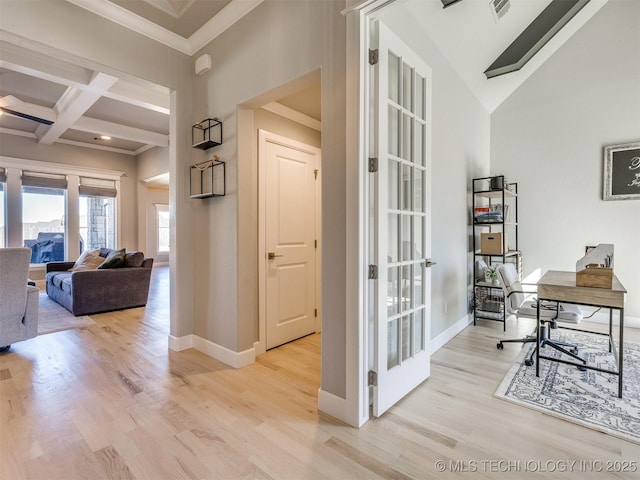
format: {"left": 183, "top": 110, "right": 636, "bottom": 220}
{"left": 257, "top": 129, "right": 321, "bottom": 355}
{"left": 341, "top": 0, "right": 402, "bottom": 427}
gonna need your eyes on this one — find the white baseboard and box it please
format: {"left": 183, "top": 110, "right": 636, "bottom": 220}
{"left": 168, "top": 334, "right": 193, "bottom": 351}
{"left": 168, "top": 334, "right": 255, "bottom": 368}
{"left": 581, "top": 310, "right": 640, "bottom": 330}
{"left": 318, "top": 388, "right": 355, "bottom": 425}
{"left": 430, "top": 314, "right": 473, "bottom": 353}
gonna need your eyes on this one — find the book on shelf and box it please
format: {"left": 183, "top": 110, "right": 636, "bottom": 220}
{"left": 474, "top": 204, "right": 509, "bottom": 223}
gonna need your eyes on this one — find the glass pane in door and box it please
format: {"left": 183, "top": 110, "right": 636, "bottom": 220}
{"left": 401, "top": 315, "right": 411, "bottom": 361}
{"left": 387, "top": 318, "right": 400, "bottom": 369}
{"left": 388, "top": 106, "right": 400, "bottom": 156}
{"left": 388, "top": 52, "right": 400, "bottom": 104}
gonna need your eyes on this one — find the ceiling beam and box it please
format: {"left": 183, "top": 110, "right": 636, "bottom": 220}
{"left": 0, "top": 41, "right": 169, "bottom": 115}
{"left": 36, "top": 72, "right": 119, "bottom": 144}
{"left": 484, "top": 0, "right": 591, "bottom": 79}
{"left": 0, "top": 41, "right": 93, "bottom": 89}
{"left": 73, "top": 116, "right": 169, "bottom": 147}
{"left": 104, "top": 81, "right": 170, "bottom": 115}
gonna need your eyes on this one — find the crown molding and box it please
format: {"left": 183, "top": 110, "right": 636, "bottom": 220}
{"left": 66, "top": 0, "right": 191, "bottom": 54}
{"left": 188, "top": 0, "right": 263, "bottom": 55}
{"left": 66, "top": 0, "right": 264, "bottom": 56}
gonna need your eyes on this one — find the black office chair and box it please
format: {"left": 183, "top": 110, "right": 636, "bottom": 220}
{"left": 495, "top": 263, "right": 586, "bottom": 368}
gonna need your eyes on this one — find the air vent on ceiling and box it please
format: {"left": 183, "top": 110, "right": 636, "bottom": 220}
{"left": 490, "top": 0, "right": 511, "bottom": 22}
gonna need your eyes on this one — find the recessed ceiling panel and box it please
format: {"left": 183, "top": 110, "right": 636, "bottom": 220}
{"left": 0, "top": 113, "right": 40, "bottom": 133}
{"left": 61, "top": 128, "right": 146, "bottom": 152}
{"left": 110, "top": 0, "right": 231, "bottom": 38}
{"left": 0, "top": 68, "right": 68, "bottom": 107}
{"left": 85, "top": 97, "right": 169, "bottom": 134}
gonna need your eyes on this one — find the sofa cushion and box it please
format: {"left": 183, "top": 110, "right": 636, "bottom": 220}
{"left": 124, "top": 251, "right": 144, "bottom": 268}
{"left": 98, "top": 248, "right": 126, "bottom": 269}
{"left": 47, "top": 271, "right": 73, "bottom": 292}
{"left": 69, "top": 248, "right": 103, "bottom": 271}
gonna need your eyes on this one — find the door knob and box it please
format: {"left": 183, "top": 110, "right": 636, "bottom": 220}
{"left": 268, "top": 252, "right": 283, "bottom": 260}
{"left": 425, "top": 259, "right": 437, "bottom": 268}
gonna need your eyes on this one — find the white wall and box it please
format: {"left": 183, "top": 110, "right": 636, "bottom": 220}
{"left": 380, "top": 6, "right": 491, "bottom": 338}
{"left": 491, "top": 0, "right": 640, "bottom": 318}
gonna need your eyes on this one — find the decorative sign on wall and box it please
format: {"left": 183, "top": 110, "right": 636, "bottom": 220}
{"left": 603, "top": 141, "right": 640, "bottom": 200}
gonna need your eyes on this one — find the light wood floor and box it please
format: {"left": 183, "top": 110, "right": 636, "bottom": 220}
{"left": 1, "top": 266, "right": 639, "bottom": 479}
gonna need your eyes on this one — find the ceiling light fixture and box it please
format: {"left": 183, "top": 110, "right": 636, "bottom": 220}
{"left": 94, "top": 135, "right": 112, "bottom": 141}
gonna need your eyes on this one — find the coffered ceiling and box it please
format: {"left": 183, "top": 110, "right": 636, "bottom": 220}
{"left": 0, "top": 0, "right": 607, "bottom": 157}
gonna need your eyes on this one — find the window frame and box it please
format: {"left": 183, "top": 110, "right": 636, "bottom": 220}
{"left": 155, "top": 203, "right": 170, "bottom": 255}
{"left": 0, "top": 156, "right": 123, "bottom": 263}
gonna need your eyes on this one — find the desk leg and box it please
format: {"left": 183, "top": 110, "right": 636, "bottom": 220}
{"left": 619, "top": 308, "right": 624, "bottom": 399}
{"left": 536, "top": 300, "right": 540, "bottom": 377}
{"left": 609, "top": 309, "right": 613, "bottom": 353}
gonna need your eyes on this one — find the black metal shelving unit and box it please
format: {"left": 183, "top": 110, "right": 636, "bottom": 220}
{"left": 472, "top": 175, "right": 519, "bottom": 330}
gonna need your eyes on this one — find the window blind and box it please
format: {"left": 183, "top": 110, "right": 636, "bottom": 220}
{"left": 21, "top": 171, "right": 67, "bottom": 194}
{"left": 79, "top": 177, "right": 117, "bottom": 198}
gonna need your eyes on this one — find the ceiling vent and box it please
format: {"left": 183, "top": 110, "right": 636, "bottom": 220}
{"left": 490, "top": 0, "right": 511, "bottom": 22}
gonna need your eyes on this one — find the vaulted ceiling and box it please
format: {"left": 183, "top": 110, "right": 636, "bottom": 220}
{"left": 0, "top": 0, "right": 607, "bottom": 156}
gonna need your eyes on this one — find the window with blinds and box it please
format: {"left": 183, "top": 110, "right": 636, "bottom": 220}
{"left": 79, "top": 177, "right": 117, "bottom": 252}
{"left": 21, "top": 171, "right": 67, "bottom": 263}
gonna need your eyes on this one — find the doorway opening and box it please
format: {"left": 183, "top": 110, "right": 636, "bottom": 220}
{"left": 237, "top": 70, "right": 322, "bottom": 362}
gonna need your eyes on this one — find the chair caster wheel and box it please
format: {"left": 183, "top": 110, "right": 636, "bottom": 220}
{"left": 571, "top": 348, "right": 579, "bottom": 355}
{"left": 578, "top": 365, "right": 587, "bottom": 372}
{"left": 525, "top": 359, "right": 534, "bottom": 367}
{"left": 497, "top": 343, "right": 504, "bottom": 350}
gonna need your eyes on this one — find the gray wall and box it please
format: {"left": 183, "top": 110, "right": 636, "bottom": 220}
{"left": 190, "top": 0, "right": 347, "bottom": 397}
{"left": 137, "top": 146, "right": 170, "bottom": 182}
{"left": 0, "top": 134, "right": 139, "bottom": 251}
{"left": 1, "top": 0, "right": 196, "bottom": 338}
{"left": 380, "top": 7, "right": 492, "bottom": 339}
{"left": 137, "top": 146, "right": 170, "bottom": 261}
{"left": 491, "top": 0, "right": 640, "bottom": 318}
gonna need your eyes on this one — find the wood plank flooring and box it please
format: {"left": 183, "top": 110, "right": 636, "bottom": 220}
{"left": 1, "top": 266, "right": 639, "bottom": 479}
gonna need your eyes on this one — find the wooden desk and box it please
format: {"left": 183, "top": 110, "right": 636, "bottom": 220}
{"left": 536, "top": 270, "right": 627, "bottom": 398}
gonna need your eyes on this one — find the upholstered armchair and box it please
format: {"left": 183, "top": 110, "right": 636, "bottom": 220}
{"left": 0, "top": 248, "right": 39, "bottom": 352}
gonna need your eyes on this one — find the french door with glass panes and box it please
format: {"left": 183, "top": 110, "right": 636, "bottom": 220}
{"left": 370, "top": 21, "right": 433, "bottom": 417}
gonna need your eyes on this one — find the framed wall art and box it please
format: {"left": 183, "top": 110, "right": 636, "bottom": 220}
{"left": 603, "top": 141, "right": 640, "bottom": 200}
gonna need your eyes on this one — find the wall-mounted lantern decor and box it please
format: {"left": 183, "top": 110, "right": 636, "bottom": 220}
{"left": 190, "top": 155, "right": 225, "bottom": 198}
{"left": 192, "top": 118, "right": 222, "bottom": 149}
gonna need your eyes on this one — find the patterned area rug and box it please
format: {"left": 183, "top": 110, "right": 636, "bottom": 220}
{"left": 495, "top": 330, "right": 640, "bottom": 445}
{"left": 38, "top": 291, "right": 95, "bottom": 335}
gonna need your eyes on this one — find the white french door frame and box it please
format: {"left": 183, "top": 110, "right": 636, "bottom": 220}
{"left": 256, "top": 129, "right": 322, "bottom": 355}
{"left": 342, "top": 0, "right": 434, "bottom": 426}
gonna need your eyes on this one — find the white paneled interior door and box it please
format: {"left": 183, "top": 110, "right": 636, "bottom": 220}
{"left": 263, "top": 133, "right": 319, "bottom": 350}
{"left": 371, "top": 21, "right": 433, "bottom": 416}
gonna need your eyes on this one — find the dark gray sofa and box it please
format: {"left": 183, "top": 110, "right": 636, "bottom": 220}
{"left": 45, "top": 250, "right": 154, "bottom": 316}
